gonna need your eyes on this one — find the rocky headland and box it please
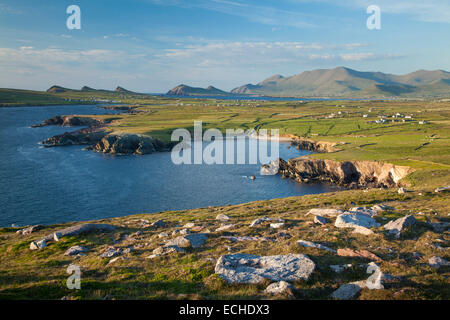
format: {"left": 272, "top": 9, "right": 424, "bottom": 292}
{"left": 276, "top": 157, "right": 412, "bottom": 189}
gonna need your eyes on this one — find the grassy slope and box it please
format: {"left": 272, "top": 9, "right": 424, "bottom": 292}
{"left": 0, "top": 95, "right": 449, "bottom": 300}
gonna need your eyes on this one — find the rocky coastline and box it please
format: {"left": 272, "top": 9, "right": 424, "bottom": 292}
{"left": 31, "top": 115, "right": 104, "bottom": 128}
{"left": 277, "top": 157, "right": 412, "bottom": 189}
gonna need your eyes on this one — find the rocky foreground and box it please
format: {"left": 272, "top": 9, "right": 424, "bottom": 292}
{"left": 2, "top": 187, "right": 448, "bottom": 300}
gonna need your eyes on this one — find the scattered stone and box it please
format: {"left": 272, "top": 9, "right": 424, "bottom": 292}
{"left": 337, "top": 248, "right": 382, "bottom": 262}
{"left": 216, "top": 214, "right": 230, "bottom": 221}
{"left": 372, "top": 204, "right": 394, "bottom": 212}
{"left": 330, "top": 264, "right": 352, "bottom": 273}
{"left": 215, "top": 253, "right": 316, "bottom": 284}
{"left": 30, "top": 239, "right": 46, "bottom": 250}
{"left": 349, "top": 207, "right": 379, "bottom": 217}
{"left": 352, "top": 226, "right": 374, "bottom": 236}
{"left": 221, "top": 236, "right": 269, "bottom": 242}
{"left": 264, "top": 281, "right": 296, "bottom": 295}
{"left": 250, "top": 217, "right": 283, "bottom": 227}
{"left": 17, "top": 225, "right": 41, "bottom": 236}
{"left": 215, "top": 224, "right": 234, "bottom": 232}
{"left": 398, "top": 187, "right": 406, "bottom": 194}
{"left": 43, "top": 223, "right": 115, "bottom": 241}
{"left": 270, "top": 223, "right": 285, "bottom": 229}
{"left": 314, "top": 215, "right": 330, "bottom": 225}
{"left": 429, "top": 256, "right": 450, "bottom": 268}
{"left": 100, "top": 247, "right": 122, "bottom": 258}
{"left": 435, "top": 186, "right": 450, "bottom": 193}
{"left": 297, "top": 240, "right": 336, "bottom": 253}
{"left": 151, "top": 220, "right": 165, "bottom": 228}
{"left": 165, "top": 233, "right": 208, "bottom": 248}
{"left": 149, "top": 245, "right": 186, "bottom": 258}
{"left": 183, "top": 222, "right": 195, "bottom": 228}
{"left": 64, "top": 245, "right": 89, "bottom": 256}
{"left": 306, "top": 208, "right": 344, "bottom": 217}
{"left": 335, "top": 213, "right": 380, "bottom": 229}
{"left": 330, "top": 283, "right": 362, "bottom": 300}
{"left": 383, "top": 215, "right": 417, "bottom": 238}
{"left": 158, "top": 232, "right": 169, "bottom": 238}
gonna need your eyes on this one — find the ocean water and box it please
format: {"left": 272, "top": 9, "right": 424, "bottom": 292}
{"left": 0, "top": 105, "right": 335, "bottom": 227}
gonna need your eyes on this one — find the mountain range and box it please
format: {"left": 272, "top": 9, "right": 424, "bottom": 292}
{"left": 168, "top": 67, "right": 450, "bottom": 98}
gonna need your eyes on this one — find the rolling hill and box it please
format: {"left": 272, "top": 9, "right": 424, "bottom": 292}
{"left": 231, "top": 67, "right": 450, "bottom": 98}
{"left": 167, "top": 84, "right": 231, "bottom": 96}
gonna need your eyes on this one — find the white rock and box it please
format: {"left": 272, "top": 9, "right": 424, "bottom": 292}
{"left": 352, "top": 226, "right": 374, "bottom": 236}
{"left": 429, "top": 256, "right": 450, "bottom": 268}
{"left": 30, "top": 239, "right": 46, "bottom": 250}
{"left": 215, "top": 224, "right": 234, "bottom": 232}
{"left": 398, "top": 188, "right": 406, "bottom": 194}
{"left": 64, "top": 245, "right": 89, "bottom": 256}
{"left": 330, "top": 283, "right": 362, "bottom": 300}
{"left": 335, "top": 213, "right": 381, "bottom": 229}
{"left": 270, "top": 223, "right": 285, "bottom": 229}
{"left": 216, "top": 214, "right": 230, "bottom": 221}
{"left": 264, "top": 281, "right": 296, "bottom": 295}
{"left": 215, "top": 253, "right": 316, "bottom": 284}
{"left": 306, "top": 208, "right": 344, "bottom": 217}
{"left": 165, "top": 233, "right": 208, "bottom": 248}
{"left": 297, "top": 240, "right": 336, "bottom": 253}
{"left": 183, "top": 223, "right": 195, "bottom": 228}
{"left": 383, "top": 215, "right": 417, "bottom": 238}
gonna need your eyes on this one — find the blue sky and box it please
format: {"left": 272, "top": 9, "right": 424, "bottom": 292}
{"left": 0, "top": 0, "right": 449, "bottom": 92}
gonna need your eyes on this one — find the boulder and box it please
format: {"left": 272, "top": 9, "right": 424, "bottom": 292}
{"left": 428, "top": 256, "right": 450, "bottom": 268}
{"left": 100, "top": 247, "right": 122, "bottom": 258}
{"left": 349, "top": 207, "right": 379, "bottom": 217}
{"left": 297, "top": 240, "right": 336, "bottom": 253}
{"left": 352, "top": 226, "right": 374, "bottom": 236}
{"left": 17, "top": 225, "right": 41, "bottom": 236}
{"left": 306, "top": 208, "right": 344, "bottom": 217}
{"left": 270, "top": 223, "right": 285, "bottom": 229}
{"left": 215, "top": 253, "right": 316, "bottom": 284}
{"left": 30, "top": 239, "right": 46, "bottom": 250}
{"left": 216, "top": 214, "right": 230, "bottom": 221}
{"left": 165, "top": 233, "right": 207, "bottom": 248}
{"left": 215, "top": 224, "right": 234, "bottom": 232}
{"left": 264, "top": 281, "right": 296, "bottom": 295}
{"left": 335, "top": 213, "right": 380, "bottom": 229}
{"left": 221, "top": 236, "right": 269, "bottom": 242}
{"left": 43, "top": 223, "right": 115, "bottom": 241}
{"left": 383, "top": 215, "right": 417, "bottom": 238}
{"left": 330, "top": 283, "right": 362, "bottom": 300}
{"left": 250, "top": 217, "right": 283, "bottom": 227}
{"left": 64, "top": 245, "right": 89, "bottom": 256}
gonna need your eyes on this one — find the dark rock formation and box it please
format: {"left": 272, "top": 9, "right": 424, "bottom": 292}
{"left": 31, "top": 115, "right": 103, "bottom": 128}
{"left": 90, "top": 133, "right": 170, "bottom": 155}
{"left": 290, "top": 138, "right": 339, "bottom": 153}
{"left": 278, "top": 157, "right": 412, "bottom": 188}
{"left": 42, "top": 127, "right": 108, "bottom": 147}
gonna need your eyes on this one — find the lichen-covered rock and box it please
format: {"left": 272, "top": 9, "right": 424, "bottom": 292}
{"left": 330, "top": 283, "right": 363, "bottom": 300}
{"left": 352, "top": 226, "right": 374, "bottom": 236}
{"left": 335, "top": 213, "right": 381, "bottom": 229}
{"left": 297, "top": 240, "right": 336, "bottom": 253}
{"left": 306, "top": 208, "right": 344, "bottom": 217}
{"left": 165, "top": 233, "right": 207, "bottom": 248}
{"left": 383, "top": 215, "right": 417, "bottom": 238}
{"left": 264, "top": 281, "right": 296, "bottom": 295}
{"left": 30, "top": 239, "right": 46, "bottom": 250}
{"left": 64, "top": 245, "right": 89, "bottom": 256}
{"left": 43, "top": 223, "right": 115, "bottom": 241}
{"left": 216, "top": 214, "right": 230, "bottom": 221}
{"left": 429, "top": 256, "right": 450, "bottom": 268}
{"left": 17, "top": 225, "right": 41, "bottom": 236}
{"left": 215, "top": 253, "right": 315, "bottom": 284}
{"left": 99, "top": 247, "right": 122, "bottom": 258}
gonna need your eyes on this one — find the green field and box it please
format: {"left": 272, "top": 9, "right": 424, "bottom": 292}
{"left": 0, "top": 89, "right": 449, "bottom": 300}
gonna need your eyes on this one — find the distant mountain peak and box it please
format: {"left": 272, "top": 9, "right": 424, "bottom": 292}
{"left": 231, "top": 67, "right": 450, "bottom": 98}
{"left": 167, "top": 84, "right": 230, "bottom": 96}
